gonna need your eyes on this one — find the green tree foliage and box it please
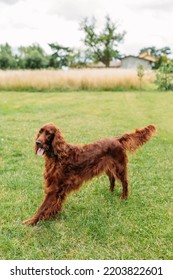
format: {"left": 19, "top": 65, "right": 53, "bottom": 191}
{"left": 139, "top": 46, "right": 172, "bottom": 69}
{"left": 80, "top": 15, "right": 126, "bottom": 67}
{"left": 18, "top": 44, "right": 48, "bottom": 69}
{"left": 139, "top": 46, "right": 171, "bottom": 57}
{"left": 155, "top": 61, "right": 173, "bottom": 90}
{"left": 0, "top": 42, "right": 87, "bottom": 69}
{"left": 0, "top": 43, "right": 17, "bottom": 69}
{"left": 49, "top": 43, "right": 74, "bottom": 68}
{"left": 68, "top": 49, "right": 88, "bottom": 68}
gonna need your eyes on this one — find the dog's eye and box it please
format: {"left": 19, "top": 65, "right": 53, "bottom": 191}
{"left": 39, "top": 129, "right": 43, "bottom": 134}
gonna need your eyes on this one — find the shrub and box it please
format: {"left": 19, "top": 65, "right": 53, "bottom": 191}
{"left": 155, "top": 62, "right": 173, "bottom": 91}
{"left": 137, "top": 64, "right": 144, "bottom": 92}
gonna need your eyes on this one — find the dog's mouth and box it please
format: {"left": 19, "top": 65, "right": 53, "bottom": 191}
{"left": 37, "top": 147, "right": 45, "bottom": 156}
{"left": 36, "top": 138, "right": 53, "bottom": 157}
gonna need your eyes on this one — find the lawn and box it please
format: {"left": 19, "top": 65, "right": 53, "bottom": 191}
{"left": 0, "top": 90, "right": 172, "bottom": 260}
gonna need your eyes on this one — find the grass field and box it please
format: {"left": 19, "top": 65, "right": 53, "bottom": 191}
{"left": 0, "top": 90, "right": 173, "bottom": 260}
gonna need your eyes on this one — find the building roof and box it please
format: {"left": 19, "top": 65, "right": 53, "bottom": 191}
{"left": 139, "top": 51, "right": 157, "bottom": 62}
{"left": 121, "top": 54, "right": 157, "bottom": 63}
{"left": 121, "top": 55, "right": 148, "bottom": 61}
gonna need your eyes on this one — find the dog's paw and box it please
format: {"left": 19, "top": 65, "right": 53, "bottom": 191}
{"left": 22, "top": 218, "right": 38, "bottom": 226}
{"left": 121, "top": 194, "right": 128, "bottom": 200}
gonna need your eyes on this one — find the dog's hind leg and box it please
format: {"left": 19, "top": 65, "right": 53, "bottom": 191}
{"left": 115, "top": 160, "right": 128, "bottom": 200}
{"left": 106, "top": 170, "right": 116, "bottom": 192}
{"left": 109, "top": 151, "right": 128, "bottom": 199}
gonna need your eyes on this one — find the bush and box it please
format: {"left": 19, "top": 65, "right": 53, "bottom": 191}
{"left": 155, "top": 62, "right": 173, "bottom": 90}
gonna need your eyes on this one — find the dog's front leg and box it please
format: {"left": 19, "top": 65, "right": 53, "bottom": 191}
{"left": 23, "top": 192, "right": 63, "bottom": 226}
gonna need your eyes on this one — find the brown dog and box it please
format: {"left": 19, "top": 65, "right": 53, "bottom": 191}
{"left": 23, "top": 123, "right": 156, "bottom": 225}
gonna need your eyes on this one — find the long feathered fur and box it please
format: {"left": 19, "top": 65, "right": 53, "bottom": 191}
{"left": 118, "top": 125, "right": 157, "bottom": 152}
{"left": 23, "top": 123, "right": 156, "bottom": 225}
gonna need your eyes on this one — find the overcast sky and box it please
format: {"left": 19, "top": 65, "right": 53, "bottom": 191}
{"left": 0, "top": 0, "right": 173, "bottom": 55}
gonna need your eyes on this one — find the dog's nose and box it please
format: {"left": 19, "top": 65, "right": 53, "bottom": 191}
{"left": 36, "top": 140, "right": 42, "bottom": 146}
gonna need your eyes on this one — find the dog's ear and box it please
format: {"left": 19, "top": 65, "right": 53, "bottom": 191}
{"left": 52, "top": 130, "right": 59, "bottom": 156}
{"left": 52, "top": 128, "right": 67, "bottom": 158}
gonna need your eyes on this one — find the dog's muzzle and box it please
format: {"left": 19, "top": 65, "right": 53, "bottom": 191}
{"left": 36, "top": 140, "right": 45, "bottom": 156}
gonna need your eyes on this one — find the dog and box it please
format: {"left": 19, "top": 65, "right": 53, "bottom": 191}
{"left": 23, "top": 123, "right": 156, "bottom": 225}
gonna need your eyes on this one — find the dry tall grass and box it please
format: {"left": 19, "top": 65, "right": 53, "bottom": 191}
{"left": 0, "top": 68, "right": 155, "bottom": 91}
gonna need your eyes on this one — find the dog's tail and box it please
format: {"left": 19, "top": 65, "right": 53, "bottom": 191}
{"left": 118, "top": 125, "right": 157, "bottom": 152}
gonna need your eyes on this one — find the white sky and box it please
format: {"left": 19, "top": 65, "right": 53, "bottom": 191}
{"left": 0, "top": 0, "right": 173, "bottom": 55}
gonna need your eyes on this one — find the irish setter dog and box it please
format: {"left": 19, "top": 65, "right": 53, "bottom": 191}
{"left": 23, "top": 123, "right": 156, "bottom": 225}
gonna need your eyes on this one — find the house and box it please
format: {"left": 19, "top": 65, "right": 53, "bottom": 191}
{"left": 120, "top": 52, "right": 157, "bottom": 70}
{"left": 88, "top": 52, "right": 157, "bottom": 69}
{"left": 120, "top": 55, "right": 155, "bottom": 70}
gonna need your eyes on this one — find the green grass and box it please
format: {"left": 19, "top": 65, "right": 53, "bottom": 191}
{"left": 0, "top": 90, "right": 173, "bottom": 260}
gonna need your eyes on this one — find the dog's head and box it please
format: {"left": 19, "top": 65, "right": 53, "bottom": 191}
{"left": 35, "top": 123, "right": 61, "bottom": 158}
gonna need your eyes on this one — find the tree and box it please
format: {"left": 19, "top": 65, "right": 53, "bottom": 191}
{"left": 139, "top": 46, "right": 171, "bottom": 57}
{"left": 24, "top": 51, "right": 48, "bottom": 69}
{"left": 49, "top": 43, "right": 74, "bottom": 68}
{"left": 66, "top": 49, "right": 88, "bottom": 68}
{"left": 137, "top": 64, "right": 144, "bottom": 93}
{"left": 18, "top": 44, "right": 45, "bottom": 57}
{"left": 139, "top": 46, "right": 172, "bottom": 69}
{"left": 0, "top": 43, "right": 17, "bottom": 69}
{"left": 18, "top": 44, "right": 48, "bottom": 69}
{"left": 80, "top": 15, "right": 126, "bottom": 67}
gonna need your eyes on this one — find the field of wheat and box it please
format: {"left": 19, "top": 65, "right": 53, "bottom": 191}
{"left": 0, "top": 68, "right": 155, "bottom": 91}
